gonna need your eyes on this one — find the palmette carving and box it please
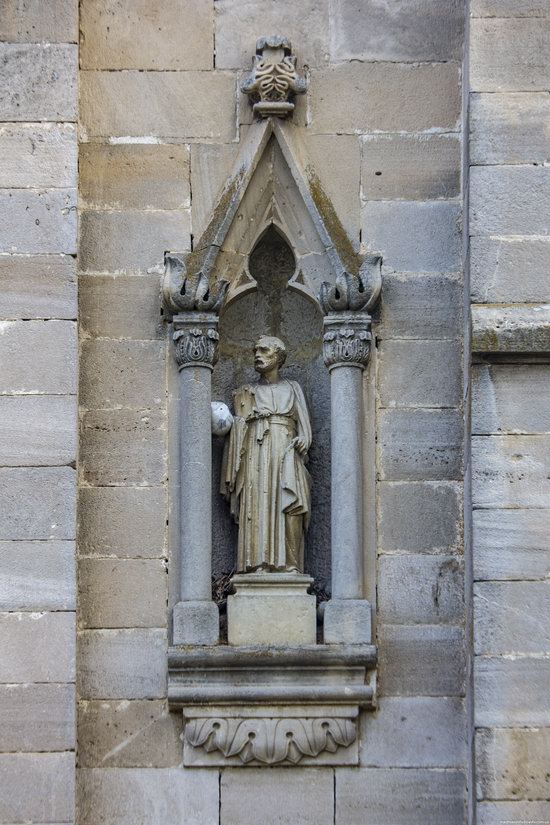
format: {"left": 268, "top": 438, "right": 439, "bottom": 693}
{"left": 185, "top": 717, "right": 356, "bottom": 765}
{"left": 241, "top": 36, "right": 308, "bottom": 118}
{"left": 323, "top": 324, "right": 371, "bottom": 370}
{"left": 173, "top": 325, "right": 219, "bottom": 370}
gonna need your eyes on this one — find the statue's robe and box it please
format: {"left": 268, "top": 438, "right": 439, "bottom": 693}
{"left": 221, "top": 379, "right": 312, "bottom": 572}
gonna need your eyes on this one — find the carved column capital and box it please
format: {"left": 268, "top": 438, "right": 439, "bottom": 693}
{"left": 323, "top": 313, "right": 372, "bottom": 371}
{"left": 172, "top": 313, "right": 219, "bottom": 371}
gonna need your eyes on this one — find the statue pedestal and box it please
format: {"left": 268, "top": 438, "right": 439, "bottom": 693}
{"left": 227, "top": 573, "right": 317, "bottom": 646}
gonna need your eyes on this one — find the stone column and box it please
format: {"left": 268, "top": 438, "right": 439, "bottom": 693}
{"left": 323, "top": 313, "right": 372, "bottom": 643}
{"left": 171, "top": 312, "right": 219, "bottom": 645}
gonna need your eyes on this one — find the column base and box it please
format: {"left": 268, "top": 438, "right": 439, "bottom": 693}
{"left": 323, "top": 599, "right": 372, "bottom": 644}
{"left": 172, "top": 601, "right": 219, "bottom": 645}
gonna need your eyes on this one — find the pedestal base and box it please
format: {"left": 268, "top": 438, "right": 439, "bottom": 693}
{"left": 172, "top": 600, "right": 219, "bottom": 645}
{"left": 227, "top": 573, "right": 317, "bottom": 646}
{"left": 323, "top": 599, "right": 372, "bottom": 644}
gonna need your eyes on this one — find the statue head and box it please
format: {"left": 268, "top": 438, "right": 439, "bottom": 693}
{"left": 253, "top": 335, "right": 287, "bottom": 374}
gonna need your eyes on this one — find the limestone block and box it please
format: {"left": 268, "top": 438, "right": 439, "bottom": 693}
{"left": 323, "top": 599, "right": 371, "bottom": 644}
{"left": 0, "top": 683, "right": 75, "bottom": 751}
{"left": 336, "top": 768, "right": 466, "bottom": 825}
{"left": 79, "top": 273, "right": 162, "bottom": 340}
{"left": 0, "top": 0, "right": 78, "bottom": 42}
{"left": 378, "top": 555, "right": 463, "bottom": 624}
{"left": 0, "top": 254, "right": 76, "bottom": 320}
{"left": 80, "top": 0, "right": 213, "bottom": 70}
{"left": 470, "top": 166, "right": 550, "bottom": 236}
{"left": 378, "top": 409, "right": 463, "bottom": 481}
{"left": 0, "top": 320, "right": 76, "bottom": 393}
{"left": 0, "top": 189, "right": 76, "bottom": 254}
{"left": 0, "top": 44, "right": 77, "bottom": 120}
{"left": 80, "top": 144, "right": 190, "bottom": 210}
{"left": 0, "top": 467, "right": 75, "bottom": 540}
{"left": 473, "top": 365, "right": 550, "bottom": 435}
{"left": 78, "top": 768, "right": 218, "bottom": 825}
{"left": 474, "top": 581, "right": 550, "bottom": 655}
{"left": 473, "top": 509, "right": 550, "bottom": 581}
{"left": 379, "top": 340, "right": 461, "bottom": 408}
{"left": 78, "top": 700, "right": 182, "bottom": 768}
{"left": 0, "top": 540, "right": 75, "bottom": 611}
{"left": 362, "top": 134, "right": 461, "bottom": 201}
{"left": 471, "top": 0, "right": 550, "bottom": 15}
{"left": 478, "top": 801, "right": 550, "bottom": 825}
{"left": 477, "top": 727, "right": 550, "bottom": 801}
{"left": 331, "top": 0, "right": 464, "bottom": 62}
{"left": 79, "top": 559, "right": 167, "bottom": 629}
{"left": 472, "top": 304, "right": 550, "bottom": 354}
{"left": 190, "top": 142, "right": 240, "bottom": 240}
{"left": 360, "top": 697, "right": 467, "bottom": 767}
{"left": 0, "top": 611, "right": 75, "bottom": 682}
{"left": 79, "top": 410, "right": 166, "bottom": 486}
{"left": 0, "top": 124, "right": 76, "bottom": 188}
{"left": 79, "top": 340, "right": 165, "bottom": 411}
{"left": 378, "top": 624, "right": 465, "bottom": 697}
{"left": 378, "top": 272, "right": 463, "bottom": 340}
{"left": 0, "top": 753, "right": 74, "bottom": 823}
{"left": 362, "top": 201, "right": 462, "bottom": 273}
{"left": 471, "top": 18, "right": 550, "bottom": 91}
{"left": 0, "top": 396, "right": 76, "bottom": 466}
{"left": 475, "top": 656, "right": 550, "bottom": 726}
{"left": 309, "top": 62, "right": 460, "bottom": 134}
{"left": 172, "top": 600, "right": 219, "bottom": 646}
{"left": 79, "top": 210, "right": 190, "bottom": 275}
{"left": 80, "top": 71, "right": 236, "bottom": 141}
{"left": 77, "top": 486, "right": 166, "bottom": 558}
{"left": 78, "top": 629, "right": 167, "bottom": 699}
{"left": 379, "top": 481, "right": 462, "bottom": 554}
{"left": 470, "top": 92, "right": 550, "bottom": 164}
{"left": 471, "top": 237, "right": 550, "bottom": 305}
{"left": 221, "top": 768, "right": 334, "bottom": 825}
{"left": 472, "top": 435, "right": 550, "bottom": 508}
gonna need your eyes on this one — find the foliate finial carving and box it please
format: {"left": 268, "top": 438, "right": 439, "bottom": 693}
{"left": 172, "top": 316, "right": 219, "bottom": 371}
{"left": 241, "top": 36, "right": 308, "bottom": 119}
{"left": 319, "top": 254, "right": 382, "bottom": 315}
{"left": 163, "top": 254, "right": 228, "bottom": 316}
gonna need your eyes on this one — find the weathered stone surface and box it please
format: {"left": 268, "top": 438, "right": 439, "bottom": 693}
{"left": 79, "top": 210, "right": 189, "bottom": 275}
{"left": 378, "top": 555, "right": 463, "bottom": 624}
{"left": 477, "top": 801, "right": 550, "bottom": 825}
{"left": 474, "top": 509, "right": 550, "bottom": 581}
{"left": 221, "top": 768, "right": 334, "bottom": 825}
{"left": 0, "top": 396, "right": 76, "bottom": 466}
{"left": 78, "top": 700, "right": 181, "bottom": 768}
{"left": 363, "top": 201, "right": 462, "bottom": 273}
{"left": 80, "top": 71, "right": 236, "bottom": 141}
{"left": 360, "top": 697, "right": 466, "bottom": 767}
{"left": 470, "top": 166, "right": 550, "bottom": 236}
{"left": 0, "top": 0, "right": 78, "bottom": 42}
{"left": 477, "top": 727, "right": 550, "bottom": 800}
{"left": 172, "top": 600, "right": 219, "bottom": 646}
{"left": 379, "top": 340, "right": 461, "bottom": 408}
{"left": 362, "top": 134, "right": 461, "bottom": 200}
{"left": 471, "top": 237, "right": 550, "bottom": 304}
{"left": 189, "top": 142, "right": 240, "bottom": 241}
{"left": 471, "top": 18, "right": 550, "bottom": 91}
{"left": 0, "top": 124, "right": 76, "bottom": 188}
{"left": 310, "top": 62, "right": 461, "bottom": 134}
{"left": 0, "top": 683, "right": 74, "bottom": 751}
{"left": 474, "top": 581, "right": 550, "bottom": 655}
{"left": 80, "top": 340, "right": 165, "bottom": 411}
{"left": 0, "top": 44, "right": 77, "bottom": 120}
{"left": 472, "top": 434, "right": 550, "bottom": 508}
{"left": 378, "top": 272, "right": 463, "bottom": 340}
{"left": 471, "top": 0, "right": 550, "bottom": 15}
{"left": 473, "top": 365, "right": 550, "bottom": 435}
{"left": 78, "top": 486, "right": 166, "bottom": 558}
{"left": 336, "top": 768, "right": 466, "bottom": 825}
{"left": 80, "top": 0, "right": 213, "bottom": 70}
{"left": 470, "top": 92, "right": 550, "bottom": 164}
{"left": 323, "top": 599, "right": 372, "bottom": 644}
{"left": 475, "top": 656, "right": 550, "bottom": 726}
{"left": 472, "top": 304, "right": 550, "bottom": 354}
{"left": 79, "top": 144, "right": 190, "bottom": 210}
{"left": 78, "top": 767, "right": 218, "bottom": 825}
{"left": 378, "top": 624, "right": 465, "bottom": 696}
{"left": 80, "top": 410, "right": 166, "bottom": 486}
{"left": 78, "top": 629, "right": 167, "bottom": 699}
{"left": 379, "top": 481, "right": 462, "bottom": 554}
{"left": 0, "top": 467, "right": 75, "bottom": 540}
{"left": 0, "top": 320, "right": 76, "bottom": 393}
{"left": 0, "top": 189, "right": 76, "bottom": 254}
{"left": 0, "top": 254, "right": 76, "bottom": 320}
{"left": 0, "top": 611, "right": 75, "bottom": 683}
{"left": 379, "top": 409, "right": 463, "bottom": 481}
{"left": 0, "top": 753, "right": 74, "bottom": 823}
{"left": 0, "top": 541, "right": 75, "bottom": 611}
{"left": 79, "top": 559, "right": 166, "bottom": 629}
{"left": 79, "top": 273, "right": 162, "bottom": 340}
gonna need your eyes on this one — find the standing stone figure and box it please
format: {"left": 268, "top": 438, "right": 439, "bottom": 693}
{"left": 221, "top": 336, "right": 312, "bottom": 573}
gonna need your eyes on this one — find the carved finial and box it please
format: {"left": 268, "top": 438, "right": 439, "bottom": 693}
{"left": 241, "top": 36, "right": 308, "bottom": 119}
{"left": 163, "top": 253, "right": 228, "bottom": 316}
{"left": 319, "top": 255, "right": 382, "bottom": 315}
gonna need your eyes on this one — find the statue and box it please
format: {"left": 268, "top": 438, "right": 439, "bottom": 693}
{"left": 221, "top": 336, "right": 312, "bottom": 573}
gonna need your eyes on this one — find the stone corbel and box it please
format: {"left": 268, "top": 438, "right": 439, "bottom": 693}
{"left": 241, "top": 35, "right": 308, "bottom": 118}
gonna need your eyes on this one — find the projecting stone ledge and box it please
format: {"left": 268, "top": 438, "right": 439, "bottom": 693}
{"left": 472, "top": 303, "right": 550, "bottom": 355}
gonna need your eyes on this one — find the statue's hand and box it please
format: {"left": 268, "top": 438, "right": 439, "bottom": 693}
{"left": 291, "top": 436, "right": 308, "bottom": 456}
